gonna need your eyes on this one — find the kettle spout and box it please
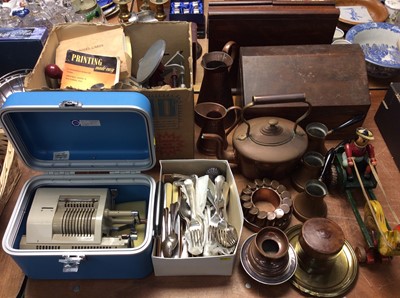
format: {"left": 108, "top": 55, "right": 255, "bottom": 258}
{"left": 202, "top": 133, "right": 235, "bottom": 162}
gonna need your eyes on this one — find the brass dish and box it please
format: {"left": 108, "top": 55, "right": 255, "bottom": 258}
{"left": 286, "top": 224, "right": 358, "bottom": 297}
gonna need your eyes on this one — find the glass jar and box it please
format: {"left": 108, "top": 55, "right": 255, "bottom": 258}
{"left": 71, "top": 0, "right": 106, "bottom": 23}
{"left": 385, "top": 0, "right": 400, "bottom": 26}
{"left": 0, "top": 6, "right": 22, "bottom": 28}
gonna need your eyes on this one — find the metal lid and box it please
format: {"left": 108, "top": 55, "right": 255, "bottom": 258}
{"left": 136, "top": 39, "right": 166, "bottom": 84}
{"left": 300, "top": 217, "right": 345, "bottom": 258}
{"left": 251, "top": 118, "right": 294, "bottom": 146}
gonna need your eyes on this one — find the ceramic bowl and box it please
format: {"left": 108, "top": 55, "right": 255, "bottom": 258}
{"left": 345, "top": 22, "right": 400, "bottom": 78}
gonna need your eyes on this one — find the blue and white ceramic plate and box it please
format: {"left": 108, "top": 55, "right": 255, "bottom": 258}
{"left": 336, "top": 0, "right": 389, "bottom": 24}
{"left": 346, "top": 22, "right": 400, "bottom": 68}
{"left": 98, "top": 0, "right": 113, "bottom": 9}
{"left": 338, "top": 6, "right": 373, "bottom": 24}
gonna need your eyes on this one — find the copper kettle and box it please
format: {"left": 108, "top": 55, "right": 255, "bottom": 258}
{"left": 203, "top": 94, "right": 311, "bottom": 180}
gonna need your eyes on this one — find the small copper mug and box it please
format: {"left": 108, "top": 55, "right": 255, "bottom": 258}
{"left": 291, "top": 151, "right": 324, "bottom": 192}
{"left": 195, "top": 102, "right": 241, "bottom": 156}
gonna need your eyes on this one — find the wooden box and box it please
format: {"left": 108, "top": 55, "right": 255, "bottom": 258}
{"left": 207, "top": 0, "right": 339, "bottom": 88}
{"left": 375, "top": 83, "right": 400, "bottom": 170}
{"left": 239, "top": 44, "right": 371, "bottom": 140}
{"left": 208, "top": 0, "right": 339, "bottom": 51}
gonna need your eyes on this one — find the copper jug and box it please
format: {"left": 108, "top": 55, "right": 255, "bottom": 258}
{"left": 197, "top": 41, "right": 238, "bottom": 126}
{"left": 292, "top": 148, "right": 337, "bottom": 222}
{"left": 293, "top": 179, "right": 328, "bottom": 222}
{"left": 195, "top": 102, "right": 241, "bottom": 155}
{"left": 291, "top": 151, "right": 324, "bottom": 192}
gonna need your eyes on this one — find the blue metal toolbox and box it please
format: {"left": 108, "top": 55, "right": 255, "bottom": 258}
{"left": 0, "top": 91, "right": 157, "bottom": 279}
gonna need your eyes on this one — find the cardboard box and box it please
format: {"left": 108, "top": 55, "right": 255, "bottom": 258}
{"left": 152, "top": 159, "right": 244, "bottom": 276}
{"left": 375, "top": 83, "right": 400, "bottom": 170}
{"left": 239, "top": 44, "right": 371, "bottom": 140}
{"left": 54, "top": 27, "right": 131, "bottom": 79}
{"left": 24, "top": 22, "right": 194, "bottom": 160}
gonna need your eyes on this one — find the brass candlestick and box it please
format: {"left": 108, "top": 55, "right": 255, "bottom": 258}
{"left": 150, "top": 0, "right": 168, "bottom": 21}
{"left": 154, "top": 4, "right": 166, "bottom": 21}
{"left": 113, "top": 0, "right": 137, "bottom": 23}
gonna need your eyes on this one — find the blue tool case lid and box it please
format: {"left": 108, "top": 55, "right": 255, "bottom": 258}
{"left": 0, "top": 91, "right": 156, "bottom": 173}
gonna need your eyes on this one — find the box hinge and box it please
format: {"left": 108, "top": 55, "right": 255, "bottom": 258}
{"left": 59, "top": 255, "right": 86, "bottom": 273}
{"left": 109, "top": 170, "right": 139, "bottom": 175}
{"left": 46, "top": 171, "right": 138, "bottom": 175}
{"left": 47, "top": 171, "right": 77, "bottom": 175}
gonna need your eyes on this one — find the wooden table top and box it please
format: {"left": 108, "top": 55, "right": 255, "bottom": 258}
{"left": 1, "top": 88, "right": 399, "bottom": 298}
{"left": 1, "top": 5, "right": 400, "bottom": 297}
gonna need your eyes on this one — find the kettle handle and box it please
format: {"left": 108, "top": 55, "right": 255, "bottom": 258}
{"left": 252, "top": 93, "right": 306, "bottom": 105}
{"left": 242, "top": 93, "right": 312, "bottom": 137}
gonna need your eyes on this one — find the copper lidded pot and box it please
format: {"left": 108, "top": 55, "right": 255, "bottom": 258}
{"left": 203, "top": 93, "right": 311, "bottom": 180}
{"left": 296, "top": 217, "right": 345, "bottom": 274}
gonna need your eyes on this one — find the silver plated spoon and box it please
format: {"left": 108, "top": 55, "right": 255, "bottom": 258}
{"left": 162, "top": 203, "right": 179, "bottom": 258}
{"left": 178, "top": 188, "right": 191, "bottom": 222}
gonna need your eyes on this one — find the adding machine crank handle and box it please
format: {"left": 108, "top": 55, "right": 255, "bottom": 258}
{"left": 106, "top": 210, "right": 146, "bottom": 248}
{"left": 104, "top": 209, "right": 146, "bottom": 225}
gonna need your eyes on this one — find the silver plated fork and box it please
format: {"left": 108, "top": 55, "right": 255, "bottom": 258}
{"left": 214, "top": 177, "right": 238, "bottom": 248}
{"left": 206, "top": 189, "right": 220, "bottom": 244}
{"left": 183, "top": 179, "right": 203, "bottom": 256}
